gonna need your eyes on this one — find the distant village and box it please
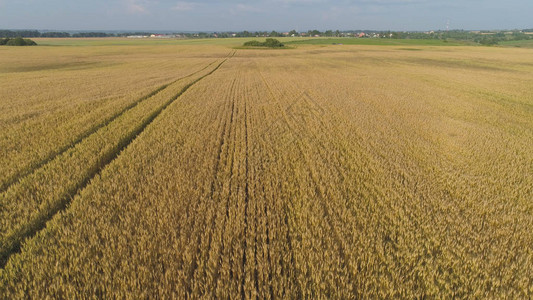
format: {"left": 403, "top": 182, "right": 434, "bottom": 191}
{"left": 127, "top": 31, "right": 382, "bottom": 39}
{"left": 125, "top": 29, "right": 533, "bottom": 45}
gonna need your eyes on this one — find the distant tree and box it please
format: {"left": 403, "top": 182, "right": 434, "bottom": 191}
{"left": 308, "top": 29, "right": 321, "bottom": 36}
{"left": 256, "top": 31, "right": 268, "bottom": 37}
{"left": 41, "top": 32, "right": 71, "bottom": 38}
{"left": 25, "top": 39, "right": 37, "bottom": 45}
{"left": 243, "top": 38, "right": 284, "bottom": 48}
{"left": 243, "top": 40, "right": 264, "bottom": 47}
{"left": 511, "top": 31, "right": 530, "bottom": 40}
{"left": 3, "top": 37, "right": 37, "bottom": 46}
{"left": 289, "top": 30, "right": 298, "bottom": 36}
{"left": 237, "top": 31, "right": 252, "bottom": 37}
{"left": 8, "top": 38, "right": 25, "bottom": 45}
{"left": 0, "top": 30, "right": 41, "bottom": 38}
{"left": 72, "top": 32, "right": 113, "bottom": 38}
{"left": 263, "top": 38, "right": 284, "bottom": 47}
{"left": 479, "top": 37, "right": 498, "bottom": 46}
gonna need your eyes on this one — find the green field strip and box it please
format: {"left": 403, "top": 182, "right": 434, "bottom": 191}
{"left": 0, "top": 58, "right": 229, "bottom": 268}
{"left": 0, "top": 60, "right": 221, "bottom": 194}
{"left": 285, "top": 38, "right": 468, "bottom": 46}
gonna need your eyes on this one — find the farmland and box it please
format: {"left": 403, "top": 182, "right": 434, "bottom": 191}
{"left": 0, "top": 38, "right": 532, "bottom": 298}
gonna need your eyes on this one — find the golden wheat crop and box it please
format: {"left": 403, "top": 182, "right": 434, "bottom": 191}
{"left": 0, "top": 43, "right": 227, "bottom": 191}
{"left": 0, "top": 40, "right": 532, "bottom": 298}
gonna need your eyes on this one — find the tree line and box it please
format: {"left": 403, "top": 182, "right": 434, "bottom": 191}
{"left": 0, "top": 30, "right": 155, "bottom": 38}
{"left": 391, "top": 30, "right": 532, "bottom": 45}
{"left": 2, "top": 29, "right": 532, "bottom": 45}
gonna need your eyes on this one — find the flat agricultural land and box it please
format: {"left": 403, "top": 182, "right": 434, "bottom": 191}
{"left": 0, "top": 38, "right": 532, "bottom": 298}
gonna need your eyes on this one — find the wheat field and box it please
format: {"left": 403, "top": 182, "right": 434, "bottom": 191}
{"left": 0, "top": 39, "right": 532, "bottom": 298}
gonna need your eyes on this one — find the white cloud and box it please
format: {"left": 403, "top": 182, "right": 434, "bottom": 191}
{"left": 275, "top": 0, "right": 326, "bottom": 3}
{"left": 172, "top": 1, "right": 198, "bottom": 11}
{"left": 235, "top": 4, "right": 263, "bottom": 12}
{"left": 357, "top": 0, "right": 427, "bottom": 4}
{"left": 229, "top": 3, "right": 263, "bottom": 15}
{"left": 321, "top": 5, "right": 362, "bottom": 21}
{"left": 125, "top": 0, "right": 151, "bottom": 14}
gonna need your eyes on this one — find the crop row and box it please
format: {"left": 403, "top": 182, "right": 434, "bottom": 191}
{"left": 0, "top": 56, "right": 229, "bottom": 267}
{"left": 0, "top": 47, "right": 227, "bottom": 192}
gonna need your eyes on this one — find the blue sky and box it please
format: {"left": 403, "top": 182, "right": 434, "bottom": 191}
{"left": 0, "top": 0, "right": 531, "bottom": 31}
